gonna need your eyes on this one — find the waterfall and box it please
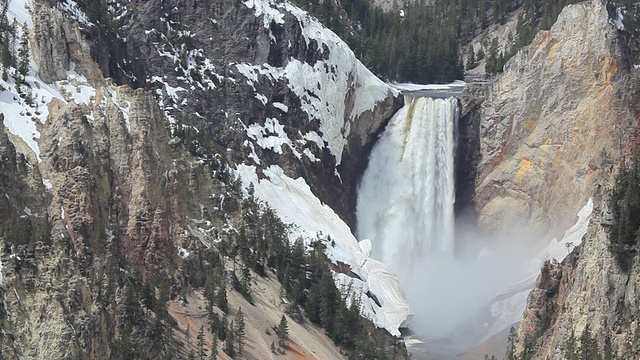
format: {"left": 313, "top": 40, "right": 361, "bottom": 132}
{"left": 356, "top": 95, "right": 458, "bottom": 287}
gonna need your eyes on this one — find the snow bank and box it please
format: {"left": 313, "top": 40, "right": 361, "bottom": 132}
{"left": 388, "top": 81, "right": 466, "bottom": 92}
{"left": 246, "top": 118, "right": 298, "bottom": 156}
{"left": 236, "top": 164, "right": 412, "bottom": 336}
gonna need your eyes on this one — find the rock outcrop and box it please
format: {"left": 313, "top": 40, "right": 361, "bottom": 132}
{"left": 467, "top": 0, "right": 632, "bottom": 241}
{"left": 472, "top": 0, "right": 640, "bottom": 358}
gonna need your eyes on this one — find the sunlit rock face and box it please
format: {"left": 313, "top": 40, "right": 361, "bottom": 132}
{"left": 475, "top": 0, "right": 640, "bottom": 359}
{"left": 472, "top": 0, "right": 629, "bottom": 240}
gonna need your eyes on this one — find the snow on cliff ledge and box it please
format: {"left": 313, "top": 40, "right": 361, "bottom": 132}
{"left": 236, "top": 164, "right": 413, "bottom": 336}
{"left": 238, "top": 0, "right": 394, "bottom": 166}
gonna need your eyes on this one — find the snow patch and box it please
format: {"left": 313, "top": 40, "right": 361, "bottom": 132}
{"left": 255, "top": 93, "right": 268, "bottom": 105}
{"left": 302, "top": 148, "right": 319, "bottom": 162}
{"left": 246, "top": 118, "right": 299, "bottom": 157}
{"left": 613, "top": 7, "right": 626, "bottom": 30}
{"left": 42, "top": 179, "right": 53, "bottom": 189}
{"left": 301, "top": 131, "right": 325, "bottom": 148}
{"left": 178, "top": 247, "right": 190, "bottom": 259}
{"left": 235, "top": 164, "right": 412, "bottom": 336}
{"left": 273, "top": 102, "right": 288, "bottom": 112}
{"left": 57, "top": 63, "right": 96, "bottom": 105}
{"left": 388, "top": 81, "right": 466, "bottom": 93}
{"left": 7, "top": 0, "right": 33, "bottom": 28}
{"left": 58, "top": 0, "right": 93, "bottom": 27}
{"left": 542, "top": 198, "right": 594, "bottom": 263}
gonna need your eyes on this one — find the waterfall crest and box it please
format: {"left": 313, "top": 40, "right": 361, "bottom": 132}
{"left": 356, "top": 95, "right": 458, "bottom": 285}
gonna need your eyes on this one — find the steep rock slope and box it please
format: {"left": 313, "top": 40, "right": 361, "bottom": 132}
{"left": 507, "top": 1, "right": 640, "bottom": 357}
{"left": 468, "top": 0, "right": 629, "bottom": 239}
{"left": 66, "top": 0, "right": 402, "bottom": 225}
{"left": 454, "top": 0, "right": 640, "bottom": 355}
{"left": 459, "top": 0, "right": 640, "bottom": 358}
{"left": 0, "top": 0, "right": 409, "bottom": 358}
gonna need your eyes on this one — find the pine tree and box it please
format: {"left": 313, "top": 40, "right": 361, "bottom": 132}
{"left": 225, "top": 319, "right": 235, "bottom": 358}
{"left": 216, "top": 285, "right": 228, "bottom": 313}
{"left": 142, "top": 278, "right": 155, "bottom": 310}
{"left": 197, "top": 325, "right": 206, "bottom": 360}
{"left": 506, "top": 326, "right": 517, "bottom": 360}
{"left": 210, "top": 336, "right": 218, "bottom": 360}
{"left": 580, "top": 323, "right": 599, "bottom": 359}
{"left": 277, "top": 314, "right": 288, "bottom": 348}
{"left": 17, "top": 23, "right": 29, "bottom": 86}
{"left": 466, "top": 48, "right": 476, "bottom": 70}
{"left": 565, "top": 331, "right": 578, "bottom": 360}
{"left": 235, "top": 308, "right": 246, "bottom": 354}
{"left": 604, "top": 337, "right": 615, "bottom": 360}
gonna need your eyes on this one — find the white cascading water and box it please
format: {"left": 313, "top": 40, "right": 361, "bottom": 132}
{"left": 357, "top": 95, "right": 464, "bottom": 343}
{"left": 357, "top": 90, "right": 585, "bottom": 356}
{"left": 357, "top": 95, "right": 458, "bottom": 282}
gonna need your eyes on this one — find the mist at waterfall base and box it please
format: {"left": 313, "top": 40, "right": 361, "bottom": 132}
{"left": 356, "top": 96, "right": 540, "bottom": 355}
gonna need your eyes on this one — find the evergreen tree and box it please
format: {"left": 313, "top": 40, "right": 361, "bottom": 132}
{"left": 565, "top": 330, "right": 578, "bottom": 360}
{"left": 0, "top": 5, "right": 13, "bottom": 68}
{"left": 604, "top": 337, "right": 615, "bottom": 360}
{"left": 216, "top": 285, "right": 228, "bottom": 313}
{"left": 506, "top": 326, "right": 517, "bottom": 360}
{"left": 209, "top": 312, "right": 223, "bottom": 340}
{"left": 580, "top": 323, "right": 599, "bottom": 359}
{"left": 119, "top": 324, "right": 140, "bottom": 359}
{"left": 197, "top": 325, "right": 206, "bottom": 360}
{"left": 277, "top": 314, "right": 288, "bottom": 348}
{"left": 466, "top": 48, "right": 477, "bottom": 70}
{"left": 16, "top": 24, "right": 29, "bottom": 87}
{"left": 211, "top": 336, "right": 218, "bottom": 360}
{"left": 225, "top": 319, "right": 235, "bottom": 358}
{"left": 142, "top": 278, "right": 155, "bottom": 310}
{"left": 235, "top": 308, "right": 246, "bottom": 354}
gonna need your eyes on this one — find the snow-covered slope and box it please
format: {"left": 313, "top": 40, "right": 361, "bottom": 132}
{"left": 232, "top": 0, "right": 412, "bottom": 335}
{"left": 0, "top": 0, "right": 127, "bottom": 163}
{"left": 237, "top": 164, "right": 412, "bottom": 336}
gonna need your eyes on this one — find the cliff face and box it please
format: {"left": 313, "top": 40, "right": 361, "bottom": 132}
{"left": 0, "top": 63, "right": 235, "bottom": 359}
{"left": 464, "top": 0, "right": 640, "bottom": 358}
{"left": 467, "top": 0, "right": 632, "bottom": 240}
{"left": 69, "top": 0, "right": 401, "bottom": 225}
{"left": 513, "top": 184, "right": 640, "bottom": 359}
{"left": 0, "top": 0, "right": 409, "bottom": 358}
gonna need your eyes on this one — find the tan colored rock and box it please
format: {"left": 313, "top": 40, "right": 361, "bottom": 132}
{"left": 31, "top": 1, "right": 102, "bottom": 83}
{"left": 493, "top": 1, "right": 640, "bottom": 359}
{"left": 473, "top": 0, "right": 629, "bottom": 241}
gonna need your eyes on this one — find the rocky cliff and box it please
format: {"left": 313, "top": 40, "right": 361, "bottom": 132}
{"left": 459, "top": 0, "right": 640, "bottom": 358}
{"left": 0, "top": 0, "right": 410, "bottom": 358}
{"left": 465, "top": 0, "right": 632, "bottom": 239}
